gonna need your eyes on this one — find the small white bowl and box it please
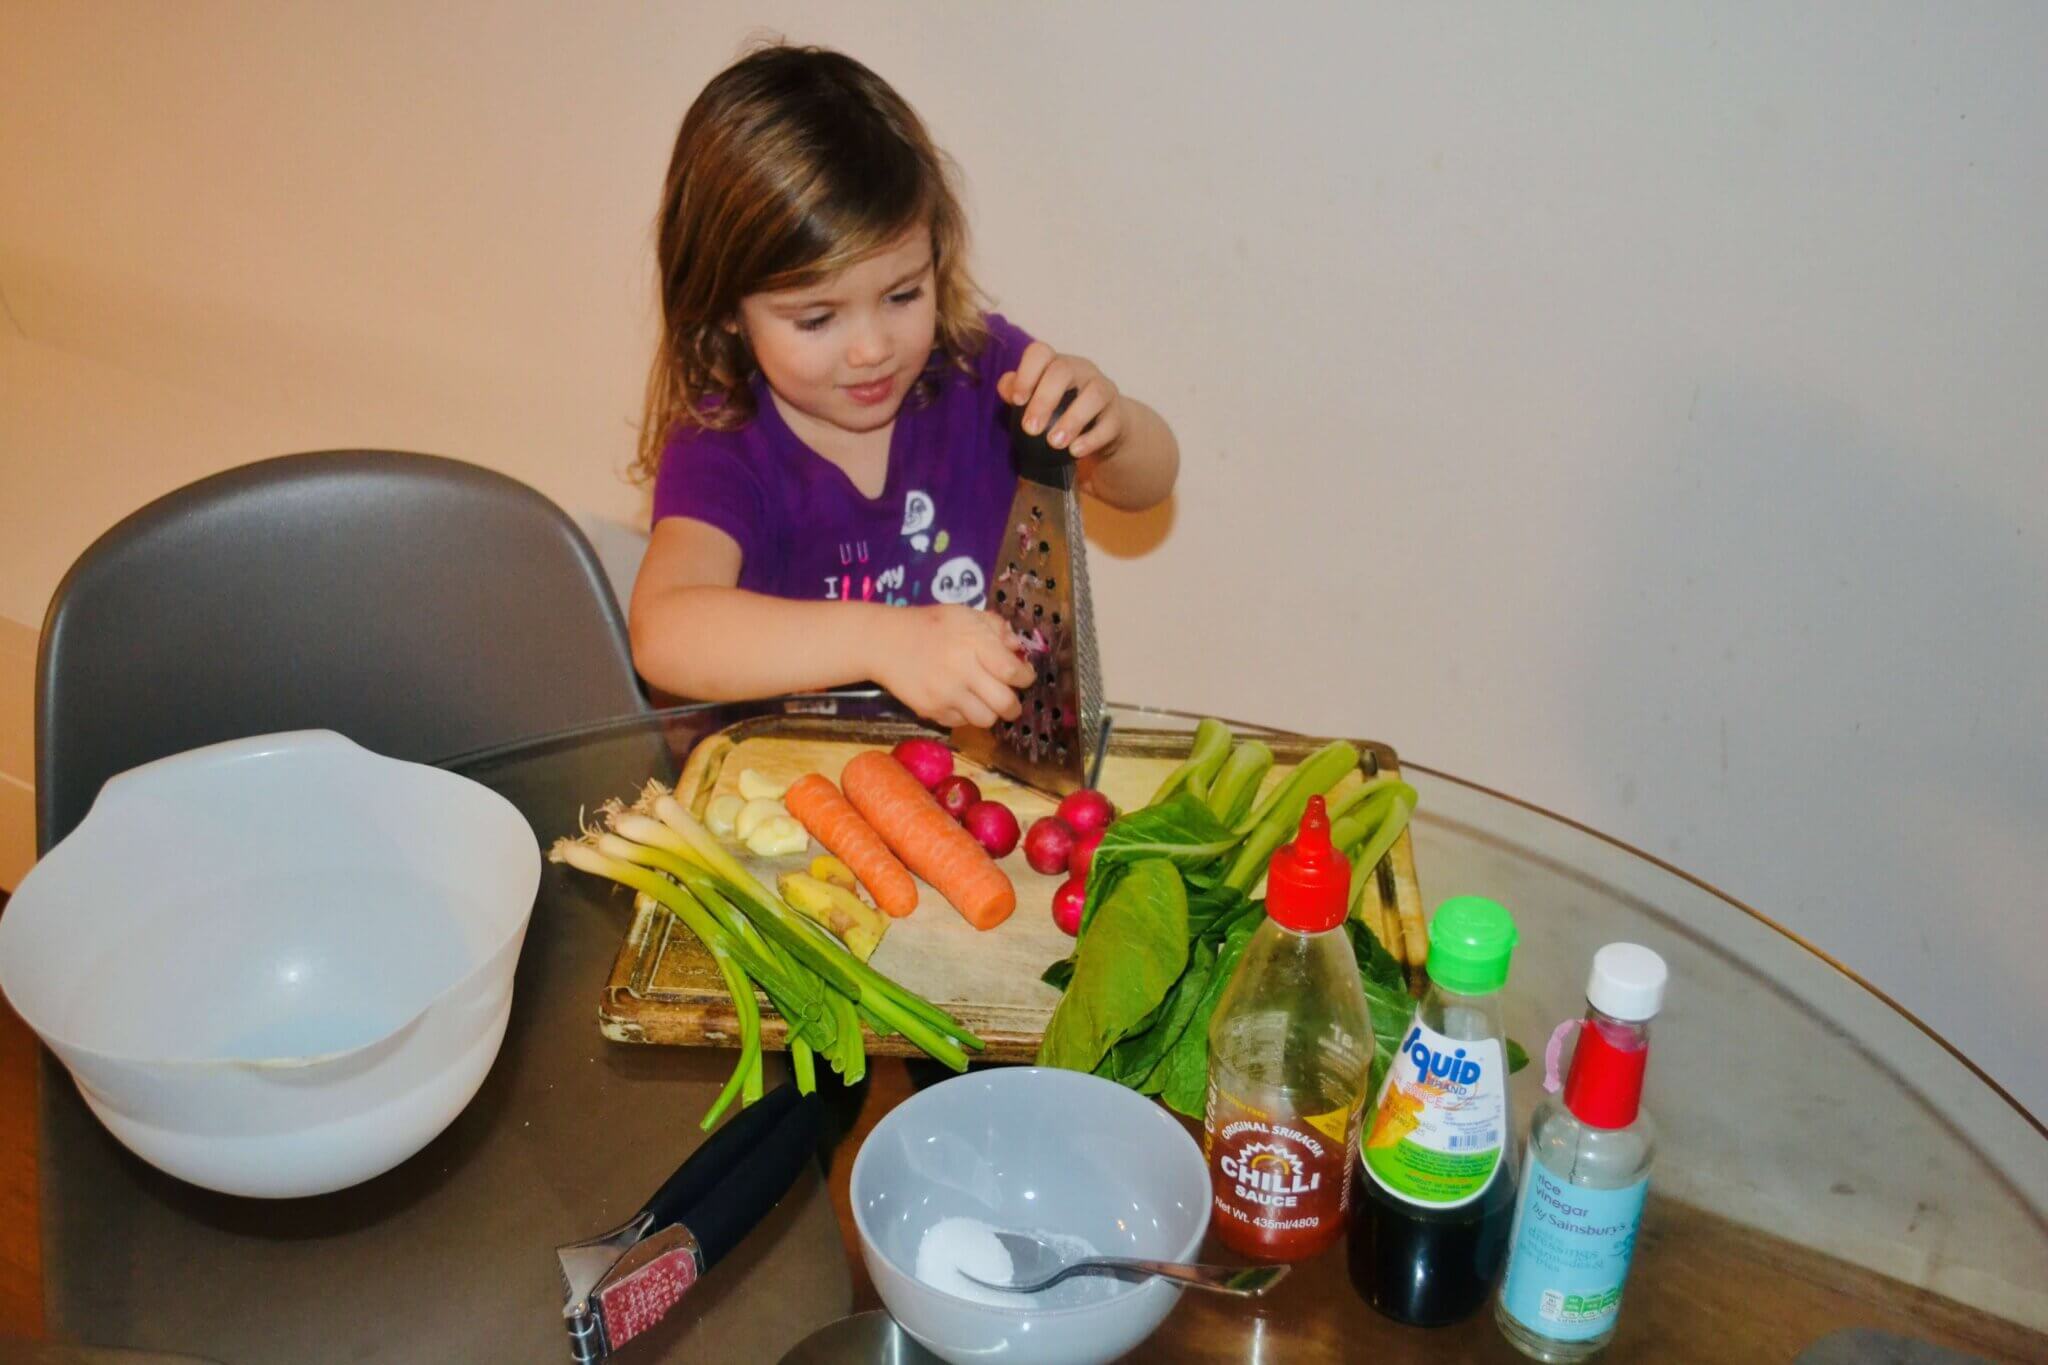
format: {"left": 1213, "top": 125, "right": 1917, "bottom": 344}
{"left": 851, "top": 1067, "right": 1210, "bottom": 1365}
{"left": 0, "top": 731, "right": 539, "bottom": 1197}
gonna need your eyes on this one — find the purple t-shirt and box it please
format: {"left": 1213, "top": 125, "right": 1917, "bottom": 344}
{"left": 652, "top": 313, "right": 1033, "bottom": 610}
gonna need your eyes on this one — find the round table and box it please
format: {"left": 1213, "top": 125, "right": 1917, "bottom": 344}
{"left": 33, "top": 698, "right": 2046, "bottom": 1364}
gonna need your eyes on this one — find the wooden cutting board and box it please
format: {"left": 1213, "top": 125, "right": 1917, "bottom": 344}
{"left": 598, "top": 715, "right": 1425, "bottom": 1060}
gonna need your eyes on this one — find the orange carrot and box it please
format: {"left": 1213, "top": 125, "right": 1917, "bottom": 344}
{"left": 784, "top": 773, "right": 919, "bottom": 918}
{"left": 840, "top": 750, "right": 1017, "bottom": 931}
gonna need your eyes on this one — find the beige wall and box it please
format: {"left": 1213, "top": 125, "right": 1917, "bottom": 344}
{"left": 4, "top": 4, "right": 2044, "bottom": 1113}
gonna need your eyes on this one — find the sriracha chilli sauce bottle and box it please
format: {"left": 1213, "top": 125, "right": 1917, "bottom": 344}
{"left": 1202, "top": 796, "right": 1374, "bottom": 1261}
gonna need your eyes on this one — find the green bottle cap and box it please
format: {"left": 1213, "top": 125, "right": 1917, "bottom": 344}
{"left": 1425, "top": 896, "right": 1518, "bottom": 995}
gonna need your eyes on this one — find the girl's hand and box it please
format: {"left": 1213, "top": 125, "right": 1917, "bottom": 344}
{"left": 998, "top": 343, "right": 1125, "bottom": 460}
{"left": 873, "top": 605, "right": 1035, "bottom": 729}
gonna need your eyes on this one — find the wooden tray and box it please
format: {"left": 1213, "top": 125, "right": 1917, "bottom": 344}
{"left": 598, "top": 716, "right": 1427, "bottom": 1060}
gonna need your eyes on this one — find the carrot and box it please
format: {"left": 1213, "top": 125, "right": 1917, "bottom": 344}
{"left": 840, "top": 750, "right": 1017, "bottom": 931}
{"left": 784, "top": 774, "right": 919, "bottom": 918}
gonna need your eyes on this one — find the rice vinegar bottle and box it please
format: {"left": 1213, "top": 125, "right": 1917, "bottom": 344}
{"left": 1496, "top": 943, "right": 1667, "bottom": 1360}
{"left": 1202, "top": 797, "right": 1374, "bottom": 1261}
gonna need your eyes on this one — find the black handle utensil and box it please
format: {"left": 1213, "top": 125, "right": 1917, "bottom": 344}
{"left": 557, "top": 1084, "right": 822, "bottom": 1362}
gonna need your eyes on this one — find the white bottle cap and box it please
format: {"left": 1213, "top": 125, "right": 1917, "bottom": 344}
{"left": 1587, "top": 943, "right": 1667, "bottom": 1021}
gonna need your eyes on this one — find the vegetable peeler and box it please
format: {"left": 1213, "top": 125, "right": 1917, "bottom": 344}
{"left": 557, "top": 1082, "right": 823, "bottom": 1362}
{"left": 954, "top": 391, "right": 1106, "bottom": 795}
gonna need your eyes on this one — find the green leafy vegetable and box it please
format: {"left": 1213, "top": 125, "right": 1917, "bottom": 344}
{"left": 1185, "top": 884, "right": 1251, "bottom": 940}
{"left": 1345, "top": 919, "right": 1418, "bottom": 1094}
{"left": 1077, "top": 793, "right": 1240, "bottom": 934}
{"left": 1099, "top": 939, "right": 1217, "bottom": 1094}
{"left": 1223, "top": 741, "right": 1361, "bottom": 890}
{"left": 1204, "top": 741, "right": 1275, "bottom": 828}
{"left": 1041, "top": 720, "right": 1454, "bottom": 1118}
{"left": 1036, "top": 859, "right": 1190, "bottom": 1073}
{"left": 1330, "top": 781, "right": 1417, "bottom": 854}
{"left": 1148, "top": 718, "right": 1232, "bottom": 807}
{"left": 1232, "top": 739, "right": 1360, "bottom": 837}
{"left": 1347, "top": 788, "right": 1417, "bottom": 917}
{"left": 1157, "top": 912, "right": 1263, "bottom": 1116}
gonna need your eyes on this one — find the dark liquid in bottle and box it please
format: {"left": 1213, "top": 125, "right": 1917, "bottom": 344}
{"left": 1347, "top": 1162, "right": 1517, "bottom": 1326}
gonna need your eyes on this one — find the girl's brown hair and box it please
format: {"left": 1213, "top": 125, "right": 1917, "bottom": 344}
{"left": 633, "top": 44, "right": 987, "bottom": 482}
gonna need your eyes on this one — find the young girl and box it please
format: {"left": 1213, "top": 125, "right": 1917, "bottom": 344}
{"left": 628, "top": 45, "right": 1179, "bottom": 729}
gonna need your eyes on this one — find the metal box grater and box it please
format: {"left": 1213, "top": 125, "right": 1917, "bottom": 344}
{"left": 953, "top": 396, "right": 1104, "bottom": 794}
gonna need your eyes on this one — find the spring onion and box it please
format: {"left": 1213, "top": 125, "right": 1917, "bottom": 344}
{"left": 548, "top": 781, "right": 983, "bottom": 1131}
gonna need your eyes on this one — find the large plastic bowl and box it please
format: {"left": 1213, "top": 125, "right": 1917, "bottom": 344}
{"left": 851, "top": 1068, "right": 1211, "bottom": 1365}
{"left": 0, "top": 731, "right": 539, "bottom": 1197}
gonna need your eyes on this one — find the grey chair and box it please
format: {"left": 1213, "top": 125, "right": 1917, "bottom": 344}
{"left": 35, "top": 449, "right": 646, "bottom": 851}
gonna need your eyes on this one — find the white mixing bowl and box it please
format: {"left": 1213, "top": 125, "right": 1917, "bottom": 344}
{"left": 0, "top": 731, "right": 539, "bottom": 1197}
{"left": 851, "top": 1068, "right": 1211, "bottom": 1365}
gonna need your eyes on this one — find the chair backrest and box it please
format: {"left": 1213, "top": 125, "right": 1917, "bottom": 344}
{"left": 36, "top": 450, "right": 646, "bottom": 852}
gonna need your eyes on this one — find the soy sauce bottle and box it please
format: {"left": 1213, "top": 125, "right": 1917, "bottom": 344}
{"left": 1348, "top": 895, "right": 1520, "bottom": 1325}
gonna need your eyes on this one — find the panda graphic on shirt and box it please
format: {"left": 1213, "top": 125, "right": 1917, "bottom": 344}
{"left": 899, "top": 489, "right": 987, "bottom": 609}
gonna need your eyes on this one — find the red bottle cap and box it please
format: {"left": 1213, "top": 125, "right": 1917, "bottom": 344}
{"left": 1265, "top": 796, "right": 1350, "bottom": 933}
{"left": 1562, "top": 1016, "right": 1649, "bottom": 1129}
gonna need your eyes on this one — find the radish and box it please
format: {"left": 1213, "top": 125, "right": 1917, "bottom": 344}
{"left": 961, "top": 800, "right": 1021, "bottom": 858}
{"left": 1055, "top": 789, "right": 1115, "bottom": 836}
{"left": 1023, "top": 816, "right": 1076, "bottom": 876}
{"left": 890, "top": 738, "right": 954, "bottom": 791}
{"left": 1068, "top": 827, "right": 1104, "bottom": 881}
{"left": 1051, "top": 877, "right": 1086, "bottom": 935}
{"left": 932, "top": 775, "right": 981, "bottom": 822}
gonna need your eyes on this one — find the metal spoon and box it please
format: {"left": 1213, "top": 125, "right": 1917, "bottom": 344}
{"left": 957, "top": 1229, "right": 1289, "bottom": 1298}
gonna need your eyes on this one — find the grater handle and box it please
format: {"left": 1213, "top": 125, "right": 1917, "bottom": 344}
{"left": 1010, "top": 388, "right": 1080, "bottom": 487}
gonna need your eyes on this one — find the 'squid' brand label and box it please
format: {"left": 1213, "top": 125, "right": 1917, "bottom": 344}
{"left": 1361, "top": 1021, "right": 1507, "bottom": 1207}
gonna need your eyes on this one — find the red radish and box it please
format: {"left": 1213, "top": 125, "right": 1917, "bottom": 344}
{"left": 889, "top": 738, "right": 954, "bottom": 791}
{"left": 1068, "top": 828, "right": 1104, "bottom": 881}
{"left": 933, "top": 775, "right": 981, "bottom": 822}
{"left": 1051, "top": 877, "right": 1086, "bottom": 935}
{"left": 1023, "top": 816, "right": 1076, "bottom": 876}
{"left": 961, "top": 801, "right": 1020, "bottom": 858}
{"left": 1056, "top": 789, "right": 1115, "bottom": 836}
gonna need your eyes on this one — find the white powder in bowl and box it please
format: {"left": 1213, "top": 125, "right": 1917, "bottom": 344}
{"left": 914, "top": 1216, "right": 1019, "bottom": 1306}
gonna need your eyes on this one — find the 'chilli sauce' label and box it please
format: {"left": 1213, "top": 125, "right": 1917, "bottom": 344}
{"left": 1204, "top": 1080, "right": 1360, "bottom": 1261}
{"left": 1362, "top": 1021, "right": 1507, "bottom": 1208}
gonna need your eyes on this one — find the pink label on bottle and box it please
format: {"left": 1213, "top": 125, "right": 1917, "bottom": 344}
{"left": 597, "top": 1244, "right": 699, "bottom": 1347}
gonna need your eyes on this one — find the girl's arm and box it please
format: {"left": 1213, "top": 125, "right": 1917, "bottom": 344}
{"left": 999, "top": 344, "right": 1180, "bottom": 512}
{"left": 629, "top": 518, "right": 1034, "bottom": 728}
{"left": 1076, "top": 396, "right": 1177, "bottom": 510}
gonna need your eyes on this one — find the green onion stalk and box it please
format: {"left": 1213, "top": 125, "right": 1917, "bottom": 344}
{"left": 547, "top": 782, "right": 983, "bottom": 1131}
